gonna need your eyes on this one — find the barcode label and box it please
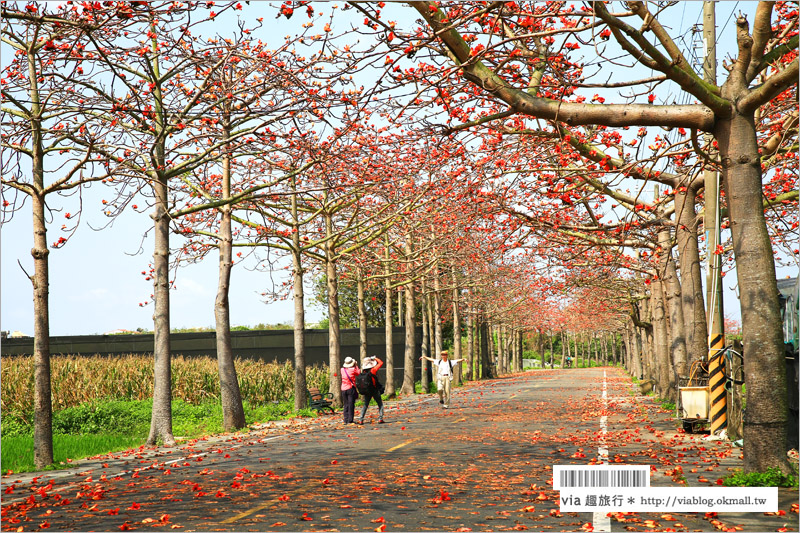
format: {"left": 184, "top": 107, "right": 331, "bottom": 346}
{"left": 553, "top": 465, "right": 650, "bottom": 489}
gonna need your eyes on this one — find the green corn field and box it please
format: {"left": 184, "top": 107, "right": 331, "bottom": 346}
{"left": 1, "top": 354, "right": 330, "bottom": 418}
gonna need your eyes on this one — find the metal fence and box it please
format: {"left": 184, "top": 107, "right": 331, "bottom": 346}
{"left": 1, "top": 327, "right": 422, "bottom": 384}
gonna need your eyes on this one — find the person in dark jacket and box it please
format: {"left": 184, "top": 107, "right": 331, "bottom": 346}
{"left": 357, "top": 356, "right": 384, "bottom": 424}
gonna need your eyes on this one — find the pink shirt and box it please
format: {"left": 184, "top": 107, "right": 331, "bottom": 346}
{"left": 341, "top": 366, "right": 360, "bottom": 391}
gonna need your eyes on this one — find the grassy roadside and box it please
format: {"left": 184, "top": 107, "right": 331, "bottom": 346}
{"left": 1, "top": 398, "right": 313, "bottom": 474}
{"left": 1, "top": 381, "right": 447, "bottom": 475}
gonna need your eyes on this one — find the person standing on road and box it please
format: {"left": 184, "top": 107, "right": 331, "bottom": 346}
{"left": 340, "top": 357, "right": 360, "bottom": 425}
{"left": 357, "top": 356, "right": 385, "bottom": 424}
{"left": 420, "top": 350, "right": 464, "bottom": 408}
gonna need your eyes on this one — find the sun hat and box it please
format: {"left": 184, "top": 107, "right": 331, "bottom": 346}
{"left": 362, "top": 357, "right": 376, "bottom": 370}
{"left": 343, "top": 357, "right": 356, "bottom": 368}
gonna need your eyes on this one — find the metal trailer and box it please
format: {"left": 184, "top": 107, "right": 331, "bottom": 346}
{"left": 678, "top": 371, "right": 710, "bottom": 434}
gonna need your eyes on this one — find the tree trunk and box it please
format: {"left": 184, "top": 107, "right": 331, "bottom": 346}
{"left": 291, "top": 182, "right": 307, "bottom": 411}
{"left": 610, "top": 333, "right": 617, "bottom": 365}
{"left": 31, "top": 191, "right": 54, "bottom": 467}
{"left": 433, "top": 269, "right": 443, "bottom": 358}
{"left": 397, "top": 287, "right": 403, "bottom": 327}
{"left": 214, "top": 130, "right": 245, "bottom": 431}
{"left": 717, "top": 105, "right": 789, "bottom": 473}
{"left": 565, "top": 331, "right": 572, "bottom": 368}
{"left": 658, "top": 228, "right": 689, "bottom": 381}
{"left": 466, "top": 302, "right": 474, "bottom": 380}
{"left": 357, "top": 266, "right": 368, "bottom": 362}
{"left": 538, "top": 330, "right": 546, "bottom": 369}
{"left": 674, "top": 185, "right": 708, "bottom": 364}
{"left": 421, "top": 279, "right": 430, "bottom": 393}
{"left": 400, "top": 277, "right": 417, "bottom": 395}
{"left": 487, "top": 324, "right": 495, "bottom": 370}
{"left": 452, "top": 270, "right": 462, "bottom": 385}
{"left": 623, "top": 328, "right": 632, "bottom": 373}
{"left": 325, "top": 215, "right": 342, "bottom": 407}
{"left": 480, "top": 318, "right": 492, "bottom": 378}
{"left": 147, "top": 172, "right": 176, "bottom": 446}
{"left": 639, "top": 298, "right": 655, "bottom": 381}
{"left": 384, "top": 242, "right": 396, "bottom": 398}
{"left": 651, "top": 278, "right": 674, "bottom": 401}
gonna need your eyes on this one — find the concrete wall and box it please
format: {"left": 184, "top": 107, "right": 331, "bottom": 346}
{"left": 1, "top": 327, "right": 422, "bottom": 385}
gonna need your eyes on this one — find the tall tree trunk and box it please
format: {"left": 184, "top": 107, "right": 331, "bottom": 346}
{"left": 433, "top": 268, "right": 443, "bottom": 358}
{"left": 357, "top": 266, "right": 368, "bottom": 362}
{"left": 717, "top": 104, "right": 789, "bottom": 473}
{"left": 466, "top": 300, "right": 474, "bottom": 380}
{"left": 658, "top": 227, "right": 689, "bottom": 381}
{"left": 400, "top": 277, "right": 417, "bottom": 395}
{"left": 384, "top": 241, "right": 396, "bottom": 398}
{"left": 633, "top": 326, "right": 644, "bottom": 378}
{"left": 325, "top": 214, "right": 342, "bottom": 407}
{"left": 452, "top": 269, "right": 462, "bottom": 385}
{"left": 652, "top": 278, "right": 674, "bottom": 401}
{"left": 566, "top": 331, "right": 572, "bottom": 368}
{"left": 674, "top": 184, "right": 708, "bottom": 364}
{"left": 291, "top": 181, "right": 307, "bottom": 411}
{"left": 28, "top": 59, "right": 53, "bottom": 466}
{"left": 623, "top": 328, "right": 632, "bottom": 373}
{"left": 639, "top": 298, "right": 654, "bottom": 381}
{"left": 397, "top": 287, "right": 403, "bottom": 327}
{"left": 147, "top": 171, "right": 175, "bottom": 446}
{"left": 215, "top": 124, "right": 245, "bottom": 431}
{"left": 548, "top": 333, "right": 554, "bottom": 368}
{"left": 610, "top": 333, "right": 617, "bottom": 365}
{"left": 421, "top": 278, "right": 430, "bottom": 393}
{"left": 538, "top": 330, "right": 546, "bottom": 369}
{"left": 146, "top": 29, "right": 175, "bottom": 447}
{"left": 480, "top": 318, "right": 492, "bottom": 378}
{"left": 31, "top": 192, "right": 53, "bottom": 467}
{"left": 487, "top": 324, "right": 495, "bottom": 370}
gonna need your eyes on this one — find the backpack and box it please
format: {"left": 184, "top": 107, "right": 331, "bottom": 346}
{"left": 355, "top": 371, "right": 375, "bottom": 395}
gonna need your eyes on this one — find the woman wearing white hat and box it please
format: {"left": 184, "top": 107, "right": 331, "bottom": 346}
{"left": 340, "top": 357, "right": 360, "bottom": 424}
{"left": 357, "top": 356, "right": 385, "bottom": 424}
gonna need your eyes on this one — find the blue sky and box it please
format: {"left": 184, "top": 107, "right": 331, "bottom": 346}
{"left": 0, "top": 2, "right": 783, "bottom": 336}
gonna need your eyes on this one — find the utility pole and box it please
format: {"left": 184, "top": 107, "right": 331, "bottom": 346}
{"left": 703, "top": 1, "right": 727, "bottom": 436}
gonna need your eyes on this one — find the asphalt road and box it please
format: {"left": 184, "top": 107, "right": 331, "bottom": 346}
{"left": 2, "top": 368, "right": 797, "bottom": 532}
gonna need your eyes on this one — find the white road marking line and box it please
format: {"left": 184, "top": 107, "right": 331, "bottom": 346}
{"left": 593, "top": 370, "right": 612, "bottom": 532}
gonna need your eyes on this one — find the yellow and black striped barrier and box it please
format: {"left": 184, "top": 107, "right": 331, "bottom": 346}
{"left": 708, "top": 333, "right": 727, "bottom": 434}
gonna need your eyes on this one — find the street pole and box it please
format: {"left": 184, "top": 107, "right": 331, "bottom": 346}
{"left": 703, "top": 1, "right": 727, "bottom": 436}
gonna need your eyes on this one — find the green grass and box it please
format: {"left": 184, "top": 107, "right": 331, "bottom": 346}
{"left": 2, "top": 434, "right": 144, "bottom": 474}
{"left": 414, "top": 381, "right": 438, "bottom": 394}
{"left": 722, "top": 467, "right": 798, "bottom": 488}
{"left": 0, "top": 398, "right": 317, "bottom": 474}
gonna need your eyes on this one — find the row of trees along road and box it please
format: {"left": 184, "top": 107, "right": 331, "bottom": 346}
{"left": 1, "top": 2, "right": 797, "bottom": 474}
